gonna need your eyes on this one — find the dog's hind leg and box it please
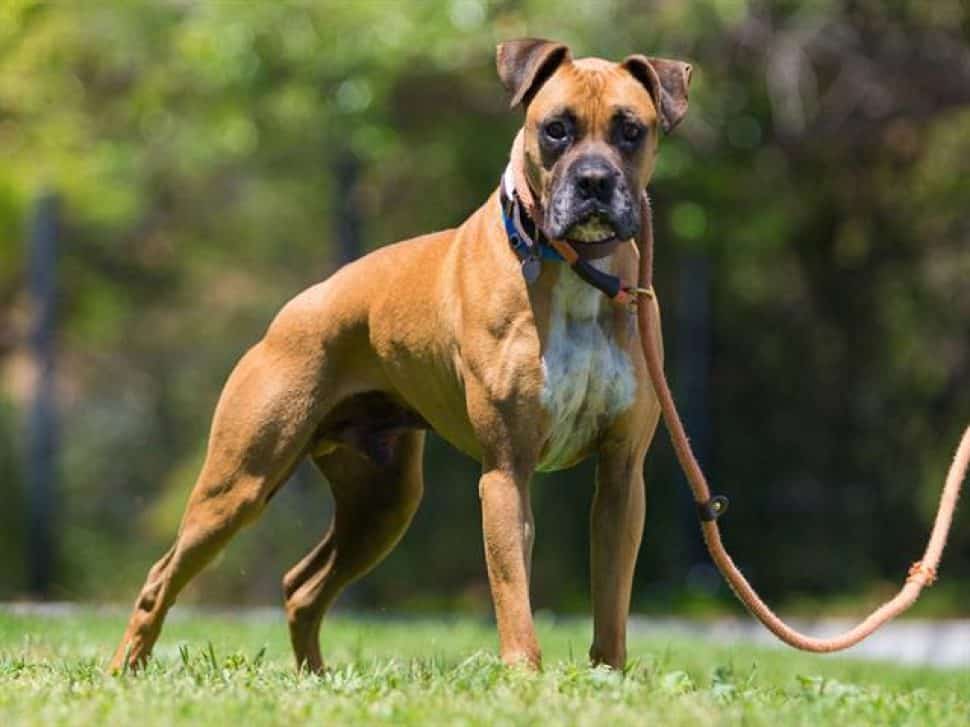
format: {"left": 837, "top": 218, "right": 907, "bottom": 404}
{"left": 282, "top": 429, "right": 425, "bottom": 672}
{"left": 110, "top": 338, "right": 330, "bottom": 672}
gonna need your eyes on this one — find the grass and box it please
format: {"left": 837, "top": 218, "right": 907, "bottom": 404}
{"left": 0, "top": 608, "right": 967, "bottom": 726}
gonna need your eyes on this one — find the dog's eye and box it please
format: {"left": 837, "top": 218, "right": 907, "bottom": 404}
{"left": 544, "top": 120, "right": 568, "bottom": 142}
{"left": 621, "top": 121, "right": 643, "bottom": 143}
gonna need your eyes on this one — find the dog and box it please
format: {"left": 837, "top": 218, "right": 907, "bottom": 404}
{"left": 111, "top": 38, "right": 692, "bottom": 673}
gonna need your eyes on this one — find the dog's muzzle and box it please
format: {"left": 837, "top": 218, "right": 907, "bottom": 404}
{"left": 546, "top": 156, "right": 639, "bottom": 244}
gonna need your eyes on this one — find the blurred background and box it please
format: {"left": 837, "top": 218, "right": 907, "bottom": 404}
{"left": 0, "top": 0, "right": 968, "bottom": 619}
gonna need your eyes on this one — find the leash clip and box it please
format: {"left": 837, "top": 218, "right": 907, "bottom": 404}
{"left": 697, "top": 495, "right": 729, "bottom": 522}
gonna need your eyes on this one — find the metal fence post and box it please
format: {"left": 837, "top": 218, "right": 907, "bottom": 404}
{"left": 26, "top": 191, "right": 59, "bottom": 597}
{"left": 333, "top": 150, "right": 362, "bottom": 265}
{"left": 676, "top": 250, "right": 714, "bottom": 578}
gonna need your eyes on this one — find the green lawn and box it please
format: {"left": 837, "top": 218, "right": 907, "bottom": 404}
{"left": 0, "top": 609, "right": 966, "bottom": 726}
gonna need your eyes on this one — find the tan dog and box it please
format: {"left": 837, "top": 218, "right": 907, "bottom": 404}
{"left": 111, "top": 39, "right": 691, "bottom": 673}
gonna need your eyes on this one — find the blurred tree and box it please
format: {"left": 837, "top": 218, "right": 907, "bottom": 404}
{"left": 0, "top": 0, "right": 967, "bottom": 615}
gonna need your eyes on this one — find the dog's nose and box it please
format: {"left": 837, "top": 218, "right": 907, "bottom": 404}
{"left": 574, "top": 160, "right": 616, "bottom": 203}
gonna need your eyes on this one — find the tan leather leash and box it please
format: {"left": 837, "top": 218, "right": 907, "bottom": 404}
{"left": 632, "top": 195, "right": 970, "bottom": 651}
{"left": 510, "top": 142, "right": 970, "bottom": 650}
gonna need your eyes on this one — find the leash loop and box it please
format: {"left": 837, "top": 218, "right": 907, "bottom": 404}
{"left": 632, "top": 286, "right": 654, "bottom": 299}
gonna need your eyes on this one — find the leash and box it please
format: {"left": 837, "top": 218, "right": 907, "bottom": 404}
{"left": 502, "top": 156, "right": 970, "bottom": 653}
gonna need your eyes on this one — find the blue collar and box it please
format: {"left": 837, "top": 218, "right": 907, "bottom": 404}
{"left": 499, "top": 182, "right": 562, "bottom": 283}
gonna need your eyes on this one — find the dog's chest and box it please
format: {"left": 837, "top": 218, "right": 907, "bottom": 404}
{"left": 536, "top": 266, "right": 636, "bottom": 472}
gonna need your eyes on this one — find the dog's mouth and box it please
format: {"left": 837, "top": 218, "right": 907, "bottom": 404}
{"left": 563, "top": 213, "right": 618, "bottom": 245}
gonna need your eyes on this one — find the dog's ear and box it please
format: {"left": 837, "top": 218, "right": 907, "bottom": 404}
{"left": 496, "top": 38, "right": 571, "bottom": 109}
{"left": 621, "top": 55, "right": 693, "bottom": 133}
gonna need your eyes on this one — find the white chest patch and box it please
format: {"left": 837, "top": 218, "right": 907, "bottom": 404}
{"left": 536, "top": 263, "right": 637, "bottom": 472}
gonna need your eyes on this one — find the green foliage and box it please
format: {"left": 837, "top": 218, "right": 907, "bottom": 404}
{"left": 0, "top": 1, "right": 968, "bottom": 610}
{"left": 0, "top": 610, "right": 967, "bottom": 726}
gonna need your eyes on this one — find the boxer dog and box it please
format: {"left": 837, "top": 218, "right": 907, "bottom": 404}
{"left": 111, "top": 38, "right": 691, "bottom": 673}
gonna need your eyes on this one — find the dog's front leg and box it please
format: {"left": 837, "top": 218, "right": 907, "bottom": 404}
{"left": 480, "top": 466, "right": 540, "bottom": 668}
{"left": 589, "top": 440, "right": 648, "bottom": 670}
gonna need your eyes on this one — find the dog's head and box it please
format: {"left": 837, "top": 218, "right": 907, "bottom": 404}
{"left": 497, "top": 39, "right": 692, "bottom": 246}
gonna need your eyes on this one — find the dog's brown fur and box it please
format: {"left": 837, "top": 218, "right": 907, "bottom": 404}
{"left": 111, "top": 39, "right": 691, "bottom": 673}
